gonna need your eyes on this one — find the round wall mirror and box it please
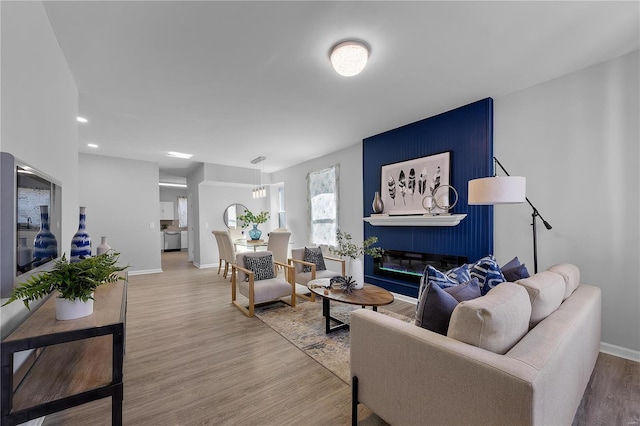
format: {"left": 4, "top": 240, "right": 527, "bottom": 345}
{"left": 223, "top": 203, "right": 248, "bottom": 229}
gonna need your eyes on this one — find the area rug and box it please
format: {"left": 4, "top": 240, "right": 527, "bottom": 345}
{"left": 254, "top": 299, "right": 412, "bottom": 384}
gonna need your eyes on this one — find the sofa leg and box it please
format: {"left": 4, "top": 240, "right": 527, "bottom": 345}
{"left": 352, "top": 375, "right": 359, "bottom": 426}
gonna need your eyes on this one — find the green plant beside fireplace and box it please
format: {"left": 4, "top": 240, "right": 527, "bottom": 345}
{"left": 330, "top": 229, "right": 384, "bottom": 259}
{"left": 2, "top": 251, "right": 128, "bottom": 309}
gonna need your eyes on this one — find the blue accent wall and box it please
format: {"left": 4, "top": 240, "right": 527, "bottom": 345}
{"left": 362, "top": 98, "right": 494, "bottom": 297}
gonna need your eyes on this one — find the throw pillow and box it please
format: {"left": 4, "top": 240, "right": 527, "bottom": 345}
{"left": 501, "top": 256, "right": 521, "bottom": 272}
{"left": 469, "top": 255, "right": 506, "bottom": 296}
{"left": 502, "top": 263, "right": 530, "bottom": 282}
{"left": 302, "top": 247, "right": 327, "bottom": 273}
{"left": 244, "top": 254, "right": 275, "bottom": 281}
{"left": 444, "top": 277, "right": 481, "bottom": 302}
{"left": 417, "top": 264, "right": 471, "bottom": 313}
{"left": 415, "top": 282, "right": 459, "bottom": 335}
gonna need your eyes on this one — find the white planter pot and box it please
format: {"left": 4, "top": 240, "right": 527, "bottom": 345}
{"left": 56, "top": 296, "right": 94, "bottom": 320}
{"left": 348, "top": 258, "right": 365, "bottom": 290}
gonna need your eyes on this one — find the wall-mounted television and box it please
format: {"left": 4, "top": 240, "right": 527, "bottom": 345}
{"left": 1, "top": 152, "right": 62, "bottom": 298}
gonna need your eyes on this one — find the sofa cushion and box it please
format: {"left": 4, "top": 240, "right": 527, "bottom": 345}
{"left": 302, "top": 246, "right": 326, "bottom": 273}
{"left": 416, "top": 279, "right": 481, "bottom": 335}
{"left": 244, "top": 253, "right": 276, "bottom": 281}
{"left": 515, "top": 271, "right": 565, "bottom": 327}
{"left": 469, "top": 255, "right": 506, "bottom": 296}
{"left": 448, "top": 282, "right": 531, "bottom": 354}
{"left": 547, "top": 263, "right": 580, "bottom": 300}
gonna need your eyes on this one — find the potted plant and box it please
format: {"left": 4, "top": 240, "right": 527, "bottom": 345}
{"left": 330, "top": 229, "right": 384, "bottom": 289}
{"left": 2, "top": 251, "right": 128, "bottom": 320}
{"left": 237, "top": 210, "right": 270, "bottom": 240}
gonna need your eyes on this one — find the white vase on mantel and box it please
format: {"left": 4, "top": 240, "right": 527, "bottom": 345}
{"left": 348, "top": 257, "right": 365, "bottom": 290}
{"left": 56, "top": 295, "right": 94, "bottom": 320}
{"left": 96, "top": 236, "right": 111, "bottom": 256}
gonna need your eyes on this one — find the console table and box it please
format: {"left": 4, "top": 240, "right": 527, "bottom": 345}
{"left": 1, "top": 279, "right": 127, "bottom": 426}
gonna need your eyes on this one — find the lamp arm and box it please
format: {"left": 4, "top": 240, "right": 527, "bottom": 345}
{"left": 493, "top": 157, "right": 552, "bottom": 230}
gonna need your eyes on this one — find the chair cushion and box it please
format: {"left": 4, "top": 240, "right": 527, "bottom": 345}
{"left": 547, "top": 263, "right": 580, "bottom": 300}
{"left": 244, "top": 253, "right": 276, "bottom": 281}
{"left": 415, "top": 278, "right": 481, "bottom": 335}
{"left": 302, "top": 247, "right": 326, "bottom": 273}
{"left": 515, "top": 271, "right": 565, "bottom": 327}
{"left": 469, "top": 255, "right": 506, "bottom": 295}
{"left": 295, "top": 269, "right": 340, "bottom": 286}
{"left": 448, "top": 282, "right": 531, "bottom": 354}
{"left": 239, "top": 278, "right": 293, "bottom": 304}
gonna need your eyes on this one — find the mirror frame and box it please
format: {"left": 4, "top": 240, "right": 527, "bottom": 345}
{"left": 223, "top": 203, "right": 248, "bottom": 229}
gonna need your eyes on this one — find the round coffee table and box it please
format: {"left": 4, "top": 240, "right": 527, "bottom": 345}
{"left": 308, "top": 279, "right": 394, "bottom": 333}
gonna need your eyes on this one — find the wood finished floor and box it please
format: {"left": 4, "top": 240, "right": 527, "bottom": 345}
{"left": 42, "top": 251, "right": 639, "bottom": 425}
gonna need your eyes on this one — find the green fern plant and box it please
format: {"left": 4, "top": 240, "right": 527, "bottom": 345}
{"left": 2, "top": 251, "right": 128, "bottom": 310}
{"left": 329, "top": 229, "right": 384, "bottom": 259}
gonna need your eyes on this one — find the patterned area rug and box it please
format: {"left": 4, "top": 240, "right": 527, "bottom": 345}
{"left": 254, "top": 298, "right": 412, "bottom": 384}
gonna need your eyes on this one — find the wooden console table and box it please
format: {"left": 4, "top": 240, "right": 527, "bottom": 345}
{"left": 1, "top": 279, "right": 127, "bottom": 426}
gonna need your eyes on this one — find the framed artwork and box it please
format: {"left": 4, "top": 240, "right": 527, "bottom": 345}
{"left": 380, "top": 152, "right": 451, "bottom": 215}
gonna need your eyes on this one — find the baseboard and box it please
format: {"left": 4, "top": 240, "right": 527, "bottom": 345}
{"left": 127, "top": 268, "right": 163, "bottom": 276}
{"left": 600, "top": 342, "right": 640, "bottom": 362}
{"left": 392, "top": 292, "right": 417, "bottom": 305}
{"left": 195, "top": 263, "right": 217, "bottom": 269}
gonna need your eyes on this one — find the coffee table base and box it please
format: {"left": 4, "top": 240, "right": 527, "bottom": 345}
{"left": 322, "top": 297, "right": 377, "bottom": 334}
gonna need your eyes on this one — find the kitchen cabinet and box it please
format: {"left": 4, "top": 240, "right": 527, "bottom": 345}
{"left": 159, "top": 202, "right": 175, "bottom": 220}
{"left": 180, "top": 231, "right": 188, "bottom": 249}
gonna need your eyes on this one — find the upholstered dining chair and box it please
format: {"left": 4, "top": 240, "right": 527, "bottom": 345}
{"left": 231, "top": 251, "right": 296, "bottom": 317}
{"left": 288, "top": 246, "right": 346, "bottom": 301}
{"left": 266, "top": 231, "right": 291, "bottom": 275}
{"left": 212, "top": 230, "right": 236, "bottom": 279}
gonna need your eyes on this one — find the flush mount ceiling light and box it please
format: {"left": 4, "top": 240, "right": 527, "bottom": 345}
{"left": 166, "top": 151, "right": 193, "bottom": 159}
{"left": 77, "top": 116, "right": 88, "bottom": 123}
{"left": 330, "top": 40, "right": 369, "bottom": 77}
{"left": 87, "top": 143, "right": 99, "bottom": 148}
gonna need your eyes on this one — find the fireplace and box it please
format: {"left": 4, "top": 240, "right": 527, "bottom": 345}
{"left": 373, "top": 250, "right": 468, "bottom": 283}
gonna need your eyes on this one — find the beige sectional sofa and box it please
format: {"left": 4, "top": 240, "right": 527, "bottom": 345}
{"left": 350, "top": 264, "right": 601, "bottom": 425}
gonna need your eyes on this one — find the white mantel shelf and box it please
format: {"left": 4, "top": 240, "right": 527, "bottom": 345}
{"left": 363, "top": 214, "right": 467, "bottom": 227}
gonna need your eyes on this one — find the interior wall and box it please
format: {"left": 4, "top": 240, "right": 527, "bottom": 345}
{"left": 0, "top": 1, "right": 79, "bottom": 335}
{"left": 160, "top": 186, "right": 188, "bottom": 219}
{"left": 362, "top": 98, "right": 494, "bottom": 297}
{"left": 79, "top": 153, "right": 162, "bottom": 274}
{"left": 494, "top": 50, "right": 640, "bottom": 357}
{"left": 271, "top": 143, "right": 363, "bottom": 252}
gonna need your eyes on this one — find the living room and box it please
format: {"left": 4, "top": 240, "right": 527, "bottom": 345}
{"left": 1, "top": 1, "right": 638, "bottom": 425}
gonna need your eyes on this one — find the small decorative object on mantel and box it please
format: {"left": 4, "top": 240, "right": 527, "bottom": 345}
{"left": 237, "top": 210, "right": 270, "bottom": 241}
{"left": 329, "top": 229, "right": 384, "bottom": 290}
{"left": 422, "top": 184, "right": 459, "bottom": 216}
{"left": 2, "top": 251, "right": 128, "bottom": 320}
{"left": 33, "top": 205, "right": 58, "bottom": 267}
{"left": 372, "top": 191, "right": 384, "bottom": 214}
{"left": 96, "top": 236, "right": 111, "bottom": 256}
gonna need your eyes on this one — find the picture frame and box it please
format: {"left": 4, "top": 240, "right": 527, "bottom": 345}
{"left": 380, "top": 152, "right": 451, "bottom": 215}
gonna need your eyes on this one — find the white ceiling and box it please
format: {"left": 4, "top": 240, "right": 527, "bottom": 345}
{"left": 41, "top": 1, "right": 639, "bottom": 176}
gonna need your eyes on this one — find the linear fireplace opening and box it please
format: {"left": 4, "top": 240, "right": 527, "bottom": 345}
{"left": 373, "top": 250, "right": 468, "bottom": 283}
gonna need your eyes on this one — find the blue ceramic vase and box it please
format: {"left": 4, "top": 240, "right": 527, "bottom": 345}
{"left": 33, "top": 205, "right": 58, "bottom": 266}
{"left": 248, "top": 224, "right": 262, "bottom": 240}
{"left": 70, "top": 206, "right": 91, "bottom": 262}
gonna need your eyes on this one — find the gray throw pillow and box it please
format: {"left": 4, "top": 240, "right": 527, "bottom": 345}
{"left": 302, "top": 247, "right": 326, "bottom": 273}
{"left": 244, "top": 254, "right": 275, "bottom": 281}
{"left": 416, "top": 279, "right": 482, "bottom": 335}
{"left": 444, "top": 277, "right": 481, "bottom": 302}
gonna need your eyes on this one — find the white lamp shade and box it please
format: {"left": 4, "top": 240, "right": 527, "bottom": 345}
{"left": 468, "top": 176, "right": 526, "bottom": 205}
{"left": 330, "top": 41, "right": 369, "bottom": 77}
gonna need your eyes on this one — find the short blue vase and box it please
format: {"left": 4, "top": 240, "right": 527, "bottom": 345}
{"left": 248, "top": 224, "right": 262, "bottom": 240}
{"left": 33, "top": 205, "right": 58, "bottom": 266}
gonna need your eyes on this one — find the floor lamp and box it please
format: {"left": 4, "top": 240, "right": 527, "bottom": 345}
{"left": 468, "top": 157, "right": 552, "bottom": 273}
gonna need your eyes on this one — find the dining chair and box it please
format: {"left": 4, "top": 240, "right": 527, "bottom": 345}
{"left": 267, "top": 231, "right": 291, "bottom": 276}
{"left": 212, "top": 230, "right": 236, "bottom": 279}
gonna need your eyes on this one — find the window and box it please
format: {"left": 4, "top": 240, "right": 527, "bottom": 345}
{"left": 178, "top": 196, "right": 188, "bottom": 228}
{"left": 277, "top": 185, "right": 286, "bottom": 229}
{"left": 307, "top": 165, "right": 339, "bottom": 245}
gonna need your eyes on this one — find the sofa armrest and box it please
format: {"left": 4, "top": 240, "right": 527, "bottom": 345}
{"left": 350, "top": 309, "right": 538, "bottom": 426}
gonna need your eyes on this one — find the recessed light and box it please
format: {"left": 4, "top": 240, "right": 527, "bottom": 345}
{"left": 167, "top": 151, "right": 193, "bottom": 159}
{"left": 77, "top": 116, "right": 88, "bottom": 123}
{"left": 87, "top": 143, "right": 99, "bottom": 148}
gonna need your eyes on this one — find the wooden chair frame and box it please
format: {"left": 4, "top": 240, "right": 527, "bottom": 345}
{"left": 231, "top": 260, "right": 296, "bottom": 317}
{"left": 288, "top": 255, "right": 346, "bottom": 302}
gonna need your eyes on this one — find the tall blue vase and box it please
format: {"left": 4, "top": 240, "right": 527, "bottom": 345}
{"left": 248, "top": 224, "right": 262, "bottom": 240}
{"left": 33, "top": 205, "right": 58, "bottom": 266}
{"left": 70, "top": 206, "right": 91, "bottom": 262}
